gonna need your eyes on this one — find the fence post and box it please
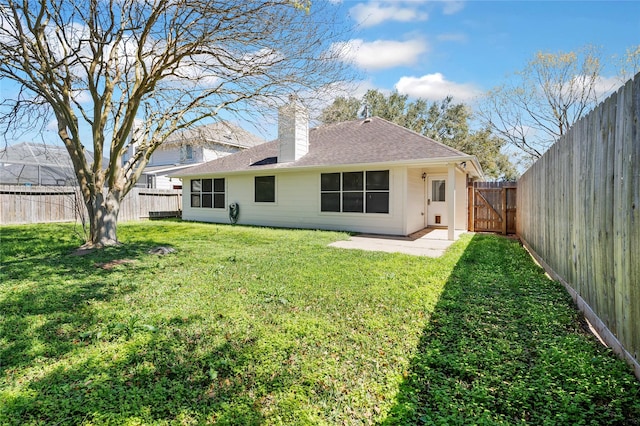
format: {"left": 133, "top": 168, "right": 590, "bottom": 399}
{"left": 501, "top": 187, "right": 507, "bottom": 235}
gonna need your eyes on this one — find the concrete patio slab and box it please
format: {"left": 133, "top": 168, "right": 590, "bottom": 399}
{"left": 329, "top": 228, "right": 466, "bottom": 257}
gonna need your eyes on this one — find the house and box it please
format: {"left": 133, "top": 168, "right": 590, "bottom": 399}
{"left": 125, "top": 121, "right": 265, "bottom": 189}
{"left": 172, "top": 100, "right": 483, "bottom": 240}
{"left": 0, "top": 142, "right": 97, "bottom": 186}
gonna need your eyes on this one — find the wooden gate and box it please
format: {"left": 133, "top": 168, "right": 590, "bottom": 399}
{"left": 468, "top": 182, "right": 517, "bottom": 234}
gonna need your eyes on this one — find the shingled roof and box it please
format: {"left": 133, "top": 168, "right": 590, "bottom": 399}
{"left": 163, "top": 121, "right": 265, "bottom": 149}
{"left": 173, "top": 116, "right": 479, "bottom": 177}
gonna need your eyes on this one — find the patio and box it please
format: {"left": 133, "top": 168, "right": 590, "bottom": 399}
{"left": 328, "top": 228, "right": 467, "bottom": 257}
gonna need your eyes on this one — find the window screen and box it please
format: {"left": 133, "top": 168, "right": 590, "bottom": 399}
{"left": 320, "top": 171, "right": 389, "bottom": 214}
{"left": 190, "top": 178, "right": 225, "bottom": 208}
{"left": 255, "top": 176, "right": 275, "bottom": 203}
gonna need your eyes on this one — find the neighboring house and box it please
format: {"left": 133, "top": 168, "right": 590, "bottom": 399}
{"left": 172, "top": 101, "right": 483, "bottom": 239}
{"left": 0, "top": 142, "right": 96, "bottom": 186}
{"left": 125, "top": 121, "right": 265, "bottom": 190}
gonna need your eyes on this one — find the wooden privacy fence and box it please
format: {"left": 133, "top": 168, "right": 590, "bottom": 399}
{"left": 0, "top": 185, "right": 182, "bottom": 225}
{"left": 468, "top": 181, "right": 517, "bottom": 234}
{"left": 517, "top": 73, "right": 640, "bottom": 379}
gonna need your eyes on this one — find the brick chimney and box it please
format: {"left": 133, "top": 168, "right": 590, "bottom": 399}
{"left": 278, "top": 96, "right": 309, "bottom": 163}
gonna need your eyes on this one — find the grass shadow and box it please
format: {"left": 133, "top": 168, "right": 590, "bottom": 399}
{"left": 382, "top": 233, "right": 640, "bottom": 425}
{"left": 0, "top": 224, "right": 182, "bottom": 373}
{"left": 2, "top": 322, "right": 279, "bottom": 425}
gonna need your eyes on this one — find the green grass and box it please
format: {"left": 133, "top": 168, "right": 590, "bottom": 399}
{"left": 0, "top": 221, "right": 638, "bottom": 425}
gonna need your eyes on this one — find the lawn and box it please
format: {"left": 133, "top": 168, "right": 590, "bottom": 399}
{"left": 0, "top": 221, "right": 638, "bottom": 425}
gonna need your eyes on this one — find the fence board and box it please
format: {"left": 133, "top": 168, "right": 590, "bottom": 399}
{"left": 517, "top": 72, "right": 640, "bottom": 379}
{"left": 0, "top": 186, "right": 182, "bottom": 225}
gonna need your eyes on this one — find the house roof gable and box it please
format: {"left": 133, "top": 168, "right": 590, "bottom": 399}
{"left": 162, "top": 121, "right": 265, "bottom": 150}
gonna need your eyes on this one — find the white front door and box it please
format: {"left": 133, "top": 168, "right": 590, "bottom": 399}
{"left": 427, "top": 176, "right": 447, "bottom": 227}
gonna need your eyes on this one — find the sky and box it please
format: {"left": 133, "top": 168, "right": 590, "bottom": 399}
{"left": 329, "top": 0, "right": 640, "bottom": 104}
{"left": 1, "top": 0, "right": 639, "bottom": 145}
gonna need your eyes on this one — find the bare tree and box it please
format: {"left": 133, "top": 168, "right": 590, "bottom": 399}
{"left": 477, "top": 46, "right": 607, "bottom": 161}
{"left": 620, "top": 44, "right": 640, "bottom": 82}
{"left": 0, "top": 0, "right": 351, "bottom": 247}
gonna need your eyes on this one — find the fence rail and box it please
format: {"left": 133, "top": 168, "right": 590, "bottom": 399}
{"left": 0, "top": 185, "right": 182, "bottom": 225}
{"left": 517, "top": 73, "right": 640, "bottom": 379}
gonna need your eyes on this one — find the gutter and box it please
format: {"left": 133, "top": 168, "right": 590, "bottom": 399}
{"left": 170, "top": 155, "right": 483, "bottom": 180}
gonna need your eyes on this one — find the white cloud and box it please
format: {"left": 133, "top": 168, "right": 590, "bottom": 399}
{"left": 442, "top": 1, "right": 465, "bottom": 15}
{"left": 349, "top": 1, "right": 428, "bottom": 28}
{"left": 593, "top": 75, "right": 620, "bottom": 99}
{"left": 72, "top": 90, "right": 92, "bottom": 104}
{"left": 45, "top": 120, "right": 58, "bottom": 132}
{"left": 331, "top": 38, "right": 428, "bottom": 70}
{"left": 395, "top": 73, "right": 481, "bottom": 102}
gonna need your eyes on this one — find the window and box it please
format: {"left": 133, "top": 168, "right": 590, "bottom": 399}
{"left": 320, "top": 173, "right": 340, "bottom": 212}
{"left": 255, "top": 176, "right": 275, "bottom": 203}
{"left": 432, "top": 180, "right": 446, "bottom": 202}
{"left": 191, "top": 178, "right": 225, "bottom": 208}
{"left": 321, "top": 170, "right": 389, "bottom": 214}
{"left": 365, "top": 170, "right": 389, "bottom": 213}
{"left": 181, "top": 144, "right": 193, "bottom": 162}
{"left": 342, "top": 172, "right": 363, "bottom": 212}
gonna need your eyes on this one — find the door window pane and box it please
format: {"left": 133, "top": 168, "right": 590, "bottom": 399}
{"left": 432, "top": 180, "right": 446, "bottom": 202}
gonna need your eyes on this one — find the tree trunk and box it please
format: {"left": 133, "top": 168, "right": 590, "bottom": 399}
{"left": 86, "top": 190, "right": 121, "bottom": 248}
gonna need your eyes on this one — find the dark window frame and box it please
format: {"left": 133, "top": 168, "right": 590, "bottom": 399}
{"left": 190, "top": 178, "right": 225, "bottom": 209}
{"left": 255, "top": 175, "right": 276, "bottom": 203}
{"left": 320, "top": 170, "right": 389, "bottom": 214}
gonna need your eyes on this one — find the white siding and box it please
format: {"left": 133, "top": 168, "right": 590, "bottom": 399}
{"left": 406, "top": 168, "right": 426, "bottom": 235}
{"left": 183, "top": 167, "right": 406, "bottom": 235}
{"left": 202, "top": 145, "right": 239, "bottom": 162}
{"left": 149, "top": 146, "right": 199, "bottom": 166}
{"left": 154, "top": 174, "right": 179, "bottom": 190}
{"left": 182, "top": 164, "right": 470, "bottom": 236}
{"left": 149, "top": 144, "right": 241, "bottom": 167}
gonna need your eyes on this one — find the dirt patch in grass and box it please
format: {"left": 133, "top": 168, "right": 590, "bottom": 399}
{"left": 94, "top": 259, "right": 135, "bottom": 270}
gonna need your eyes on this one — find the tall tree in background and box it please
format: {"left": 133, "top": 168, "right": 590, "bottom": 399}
{"left": 319, "top": 96, "right": 361, "bottom": 124}
{"left": 477, "top": 45, "right": 608, "bottom": 161}
{"left": 0, "top": 0, "right": 350, "bottom": 247}
{"left": 320, "top": 90, "right": 517, "bottom": 180}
